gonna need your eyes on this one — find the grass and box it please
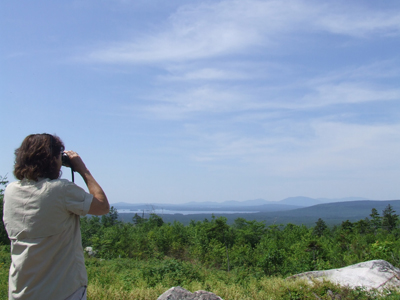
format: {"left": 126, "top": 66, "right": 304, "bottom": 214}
{"left": 84, "top": 257, "right": 400, "bottom": 300}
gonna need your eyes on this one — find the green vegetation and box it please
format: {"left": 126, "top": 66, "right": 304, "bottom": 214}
{"left": 0, "top": 176, "right": 9, "bottom": 246}
{"left": 81, "top": 208, "right": 400, "bottom": 273}
{"left": 1, "top": 176, "right": 400, "bottom": 299}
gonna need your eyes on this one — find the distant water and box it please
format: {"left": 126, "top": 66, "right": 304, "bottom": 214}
{"left": 117, "top": 209, "right": 259, "bottom": 215}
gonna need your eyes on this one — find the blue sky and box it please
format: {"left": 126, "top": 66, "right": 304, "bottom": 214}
{"left": 1, "top": 0, "right": 400, "bottom": 204}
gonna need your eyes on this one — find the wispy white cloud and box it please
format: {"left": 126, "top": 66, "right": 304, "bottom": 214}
{"left": 307, "top": 59, "right": 400, "bottom": 84}
{"left": 160, "top": 67, "right": 247, "bottom": 81}
{"left": 316, "top": 4, "right": 400, "bottom": 38}
{"left": 158, "top": 59, "right": 290, "bottom": 83}
{"left": 82, "top": 0, "right": 400, "bottom": 124}
{"left": 84, "top": 0, "right": 400, "bottom": 64}
{"left": 131, "top": 60, "right": 400, "bottom": 120}
{"left": 298, "top": 83, "right": 400, "bottom": 108}
{"left": 294, "top": 60, "right": 400, "bottom": 108}
{"left": 5, "top": 52, "right": 30, "bottom": 59}
{"left": 141, "top": 86, "right": 248, "bottom": 119}
{"left": 189, "top": 121, "right": 400, "bottom": 177}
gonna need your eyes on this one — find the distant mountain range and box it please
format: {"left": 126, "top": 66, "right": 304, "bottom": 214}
{"left": 279, "top": 196, "right": 369, "bottom": 206}
{"left": 113, "top": 197, "right": 400, "bottom": 227}
{"left": 111, "top": 196, "right": 370, "bottom": 212}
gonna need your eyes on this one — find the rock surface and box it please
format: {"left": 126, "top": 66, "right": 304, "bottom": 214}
{"left": 84, "top": 246, "right": 97, "bottom": 257}
{"left": 288, "top": 260, "right": 400, "bottom": 291}
{"left": 157, "top": 286, "right": 223, "bottom": 300}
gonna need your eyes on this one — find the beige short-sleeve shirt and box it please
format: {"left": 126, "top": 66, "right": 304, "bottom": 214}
{"left": 3, "top": 178, "right": 93, "bottom": 300}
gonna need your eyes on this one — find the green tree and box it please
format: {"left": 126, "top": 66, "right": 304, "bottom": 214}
{"left": 148, "top": 213, "right": 164, "bottom": 228}
{"left": 313, "top": 218, "right": 328, "bottom": 237}
{"left": 80, "top": 215, "right": 102, "bottom": 247}
{"left": 132, "top": 213, "right": 145, "bottom": 225}
{"left": 354, "top": 218, "right": 371, "bottom": 235}
{"left": 381, "top": 204, "right": 399, "bottom": 232}
{"left": 233, "top": 218, "right": 265, "bottom": 248}
{"left": 341, "top": 220, "right": 354, "bottom": 233}
{"left": 101, "top": 206, "right": 119, "bottom": 227}
{"left": 369, "top": 208, "right": 381, "bottom": 231}
{"left": 206, "top": 216, "right": 230, "bottom": 245}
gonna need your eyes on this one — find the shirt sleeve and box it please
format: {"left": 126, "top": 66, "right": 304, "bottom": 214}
{"left": 62, "top": 180, "right": 93, "bottom": 216}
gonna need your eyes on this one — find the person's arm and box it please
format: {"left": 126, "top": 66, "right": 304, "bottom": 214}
{"left": 65, "top": 150, "right": 110, "bottom": 216}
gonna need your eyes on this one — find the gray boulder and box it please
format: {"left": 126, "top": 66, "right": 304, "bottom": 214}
{"left": 288, "top": 260, "right": 400, "bottom": 291}
{"left": 157, "top": 286, "right": 223, "bottom": 300}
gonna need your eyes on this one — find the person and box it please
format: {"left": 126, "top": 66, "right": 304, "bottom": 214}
{"left": 3, "top": 133, "right": 110, "bottom": 300}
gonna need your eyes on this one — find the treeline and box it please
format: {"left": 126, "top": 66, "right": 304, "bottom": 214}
{"left": 81, "top": 204, "right": 400, "bottom": 277}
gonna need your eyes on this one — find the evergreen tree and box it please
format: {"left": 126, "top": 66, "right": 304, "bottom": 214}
{"left": 354, "top": 218, "right": 370, "bottom": 235}
{"left": 369, "top": 208, "right": 381, "bottom": 231}
{"left": 313, "top": 218, "right": 328, "bottom": 237}
{"left": 341, "top": 220, "right": 353, "bottom": 233}
{"left": 381, "top": 204, "right": 399, "bottom": 232}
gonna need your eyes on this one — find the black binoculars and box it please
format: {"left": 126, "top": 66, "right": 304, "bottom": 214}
{"left": 61, "top": 152, "right": 71, "bottom": 167}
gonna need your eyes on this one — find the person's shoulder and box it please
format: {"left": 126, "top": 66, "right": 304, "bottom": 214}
{"left": 4, "top": 181, "right": 18, "bottom": 192}
{"left": 6, "top": 181, "right": 18, "bottom": 187}
{"left": 45, "top": 178, "right": 74, "bottom": 189}
{"left": 48, "top": 178, "right": 70, "bottom": 184}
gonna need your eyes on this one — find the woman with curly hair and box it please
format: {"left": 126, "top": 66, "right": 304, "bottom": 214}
{"left": 3, "top": 133, "right": 109, "bottom": 300}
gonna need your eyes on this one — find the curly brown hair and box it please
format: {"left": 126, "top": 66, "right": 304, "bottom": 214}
{"left": 14, "top": 133, "right": 65, "bottom": 181}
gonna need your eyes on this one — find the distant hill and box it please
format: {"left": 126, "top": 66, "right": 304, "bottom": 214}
{"left": 112, "top": 198, "right": 274, "bottom": 210}
{"left": 186, "top": 198, "right": 272, "bottom": 207}
{"left": 317, "top": 197, "right": 369, "bottom": 203}
{"left": 279, "top": 196, "right": 322, "bottom": 206}
{"left": 117, "top": 199, "right": 400, "bottom": 227}
{"left": 258, "top": 199, "right": 400, "bottom": 226}
{"left": 278, "top": 196, "right": 369, "bottom": 206}
{"left": 112, "top": 202, "right": 301, "bottom": 213}
{"left": 111, "top": 196, "right": 369, "bottom": 212}
{"left": 111, "top": 200, "right": 297, "bottom": 212}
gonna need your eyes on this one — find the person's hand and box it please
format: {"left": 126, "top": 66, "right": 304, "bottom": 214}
{"left": 63, "top": 150, "right": 87, "bottom": 175}
{"left": 63, "top": 150, "right": 109, "bottom": 215}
